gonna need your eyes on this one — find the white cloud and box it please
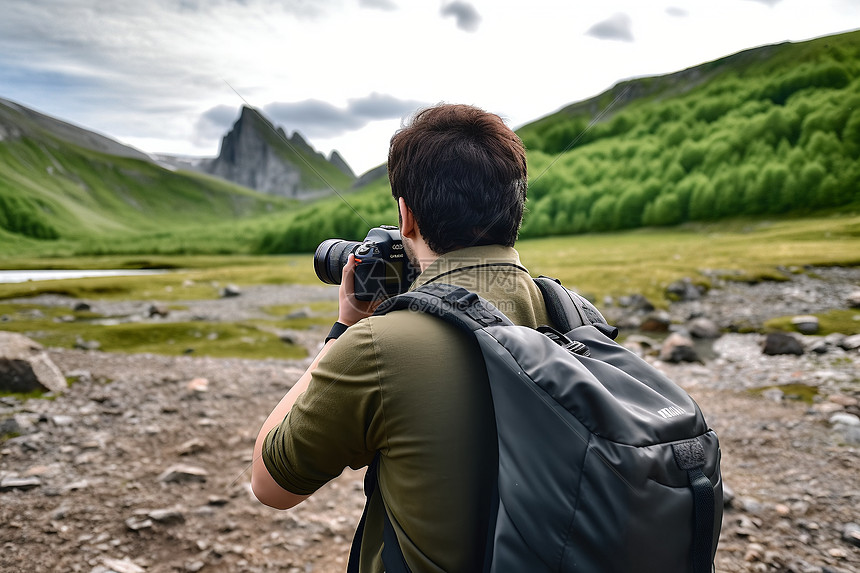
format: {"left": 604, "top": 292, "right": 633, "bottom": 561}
{"left": 261, "top": 93, "right": 426, "bottom": 138}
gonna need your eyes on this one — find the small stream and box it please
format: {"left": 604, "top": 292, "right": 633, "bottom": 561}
{"left": 0, "top": 269, "right": 168, "bottom": 284}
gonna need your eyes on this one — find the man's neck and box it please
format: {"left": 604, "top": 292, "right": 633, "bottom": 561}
{"left": 405, "top": 238, "right": 440, "bottom": 273}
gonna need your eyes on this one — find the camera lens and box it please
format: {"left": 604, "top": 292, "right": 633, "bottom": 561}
{"left": 313, "top": 239, "right": 361, "bottom": 285}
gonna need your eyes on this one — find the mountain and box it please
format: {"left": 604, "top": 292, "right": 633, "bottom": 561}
{"left": 0, "top": 98, "right": 290, "bottom": 246}
{"left": 0, "top": 97, "right": 150, "bottom": 162}
{"left": 204, "top": 106, "right": 356, "bottom": 199}
{"left": 4, "top": 30, "right": 859, "bottom": 257}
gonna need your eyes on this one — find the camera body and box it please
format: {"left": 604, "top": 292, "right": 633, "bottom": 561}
{"left": 314, "top": 226, "right": 418, "bottom": 301}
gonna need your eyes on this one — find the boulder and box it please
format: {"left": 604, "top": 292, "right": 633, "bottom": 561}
{"left": 220, "top": 284, "right": 241, "bottom": 298}
{"left": 829, "top": 412, "right": 860, "bottom": 427}
{"left": 0, "top": 417, "right": 21, "bottom": 436}
{"left": 830, "top": 413, "right": 860, "bottom": 445}
{"left": 659, "top": 333, "right": 700, "bottom": 363}
{"left": 840, "top": 334, "right": 860, "bottom": 351}
{"left": 157, "top": 464, "right": 208, "bottom": 484}
{"left": 73, "top": 336, "right": 101, "bottom": 351}
{"left": 125, "top": 516, "right": 153, "bottom": 531}
{"left": 0, "top": 332, "right": 67, "bottom": 394}
{"left": 829, "top": 394, "right": 859, "bottom": 408}
{"left": 843, "top": 523, "right": 860, "bottom": 548}
{"left": 0, "top": 475, "right": 42, "bottom": 491}
{"left": 622, "top": 334, "right": 661, "bottom": 357}
{"left": 98, "top": 557, "right": 146, "bottom": 573}
{"left": 186, "top": 377, "right": 209, "bottom": 393}
{"left": 279, "top": 333, "right": 298, "bottom": 345}
{"left": 761, "top": 332, "right": 804, "bottom": 356}
{"left": 666, "top": 278, "right": 704, "bottom": 302}
{"left": 146, "top": 507, "right": 186, "bottom": 524}
{"left": 790, "top": 315, "right": 819, "bottom": 334}
{"left": 286, "top": 306, "right": 312, "bottom": 319}
{"left": 617, "top": 294, "right": 654, "bottom": 312}
{"left": 147, "top": 304, "right": 169, "bottom": 318}
{"left": 846, "top": 291, "right": 860, "bottom": 309}
{"left": 614, "top": 315, "right": 642, "bottom": 330}
{"left": 687, "top": 317, "right": 721, "bottom": 339}
{"left": 640, "top": 311, "right": 671, "bottom": 333}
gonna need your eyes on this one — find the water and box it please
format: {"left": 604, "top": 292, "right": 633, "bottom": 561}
{"left": 0, "top": 269, "right": 167, "bottom": 284}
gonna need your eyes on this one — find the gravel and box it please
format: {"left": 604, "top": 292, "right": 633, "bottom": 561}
{"left": 1, "top": 268, "right": 858, "bottom": 572}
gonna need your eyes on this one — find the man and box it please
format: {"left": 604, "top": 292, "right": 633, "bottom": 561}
{"left": 252, "top": 104, "right": 553, "bottom": 572}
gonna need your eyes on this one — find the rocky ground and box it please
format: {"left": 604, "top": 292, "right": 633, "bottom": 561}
{"left": 1, "top": 268, "right": 859, "bottom": 573}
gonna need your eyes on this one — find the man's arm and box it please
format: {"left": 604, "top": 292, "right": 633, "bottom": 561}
{"left": 251, "top": 338, "right": 335, "bottom": 509}
{"left": 251, "top": 254, "right": 377, "bottom": 510}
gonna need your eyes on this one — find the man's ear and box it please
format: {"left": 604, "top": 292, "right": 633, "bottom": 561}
{"left": 398, "top": 197, "right": 417, "bottom": 239}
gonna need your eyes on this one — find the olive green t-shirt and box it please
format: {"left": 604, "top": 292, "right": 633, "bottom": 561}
{"left": 263, "top": 245, "right": 551, "bottom": 572}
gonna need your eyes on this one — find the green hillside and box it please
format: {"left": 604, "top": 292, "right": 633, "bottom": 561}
{"left": 0, "top": 99, "right": 295, "bottom": 253}
{"left": 257, "top": 30, "right": 860, "bottom": 253}
{"left": 516, "top": 30, "right": 860, "bottom": 237}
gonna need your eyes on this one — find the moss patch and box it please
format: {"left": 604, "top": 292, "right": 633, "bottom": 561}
{"left": 261, "top": 301, "right": 339, "bottom": 330}
{"left": 0, "top": 302, "right": 101, "bottom": 321}
{"left": 1, "top": 304, "right": 306, "bottom": 360}
{"left": 750, "top": 383, "right": 820, "bottom": 404}
{"left": 0, "top": 388, "right": 48, "bottom": 401}
{"left": 41, "top": 321, "right": 307, "bottom": 360}
{"left": 0, "top": 431, "right": 22, "bottom": 443}
{"left": 764, "top": 309, "right": 860, "bottom": 336}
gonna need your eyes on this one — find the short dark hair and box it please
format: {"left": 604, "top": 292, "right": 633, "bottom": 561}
{"left": 388, "top": 104, "right": 527, "bottom": 255}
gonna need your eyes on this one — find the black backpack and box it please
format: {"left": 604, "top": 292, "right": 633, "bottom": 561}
{"left": 348, "top": 277, "right": 723, "bottom": 573}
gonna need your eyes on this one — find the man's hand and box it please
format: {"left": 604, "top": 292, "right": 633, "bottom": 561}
{"left": 338, "top": 253, "right": 381, "bottom": 326}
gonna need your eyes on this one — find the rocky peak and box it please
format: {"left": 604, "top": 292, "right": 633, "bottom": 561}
{"left": 204, "top": 106, "right": 356, "bottom": 198}
{"left": 329, "top": 150, "right": 355, "bottom": 178}
{"left": 353, "top": 163, "right": 388, "bottom": 188}
{"left": 287, "top": 131, "right": 316, "bottom": 156}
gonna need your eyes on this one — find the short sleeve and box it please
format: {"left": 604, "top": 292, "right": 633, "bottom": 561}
{"left": 262, "top": 319, "right": 385, "bottom": 495}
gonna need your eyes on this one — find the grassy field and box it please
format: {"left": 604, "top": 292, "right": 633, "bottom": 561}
{"left": 3, "top": 214, "right": 858, "bottom": 305}
{"left": 1, "top": 213, "right": 858, "bottom": 361}
{"left": 516, "top": 213, "right": 860, "bottom": 304}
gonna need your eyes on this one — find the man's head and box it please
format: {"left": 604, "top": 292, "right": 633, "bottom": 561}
{"left": 388, "top": 104, "right": 527, "bottom": 256}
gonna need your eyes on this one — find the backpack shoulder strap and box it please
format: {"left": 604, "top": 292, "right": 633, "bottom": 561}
{"left": 350, "top": 283, "right": 506, "bottom": 573}
{"left": 374, "top": 283, "right": 514, "bottom": 330}
{"left": 534, "top": 275, "right": 618, "bottom": 339}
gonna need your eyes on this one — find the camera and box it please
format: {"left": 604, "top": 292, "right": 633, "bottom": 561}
{"left": 314, "top": 226, "right": 419, "bottom": 301}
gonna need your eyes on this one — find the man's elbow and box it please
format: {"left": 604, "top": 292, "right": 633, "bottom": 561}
{"left": 251, "top": 471, "right": 307, "bottom": 510}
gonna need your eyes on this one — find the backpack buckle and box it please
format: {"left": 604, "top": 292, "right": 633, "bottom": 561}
{"left": 466, "top": 306, "right": 503, "bottom": 327}
{"left": 537, "top": 325, "right": 591, "bottom": 357}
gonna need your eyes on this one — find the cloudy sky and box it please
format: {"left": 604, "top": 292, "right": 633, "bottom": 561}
{"left": 1, "top": 0, "right": 858, "bottom": 175}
